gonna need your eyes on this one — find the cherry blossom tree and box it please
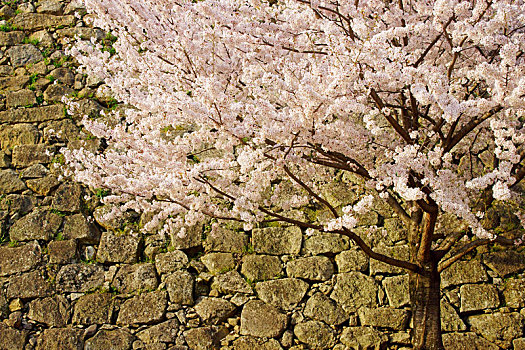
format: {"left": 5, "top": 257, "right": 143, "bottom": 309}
{"left": 65, "top": 0, "right": 525, "bottom": 348}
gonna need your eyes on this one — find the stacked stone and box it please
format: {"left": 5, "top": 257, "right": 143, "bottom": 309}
{"left": 0, "top": 1, "right": 524, "bottom": 350}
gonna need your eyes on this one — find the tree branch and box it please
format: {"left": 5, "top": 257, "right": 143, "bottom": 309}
{"left": 339, "top": 228, "right": 422, "bottom": 274}
{"left": 438, "top": 235, "right": 515, "bottom": 272}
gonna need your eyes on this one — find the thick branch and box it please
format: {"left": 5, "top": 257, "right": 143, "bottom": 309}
{"left": 438, "top": 236, "right": 515, "bottom": 272}
{"left": 339, "top": 228, "right": 422, "bottom": 274}
{"left": 370, "top": 88, "right": 413, "bottom": 144}
{"left": 283, "top": 165, "right": 339, "bottom": 218}
{"left": 443, "top": 106, "right": 503, "bottom": 153}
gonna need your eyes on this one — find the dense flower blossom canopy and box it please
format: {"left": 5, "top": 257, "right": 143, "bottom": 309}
{"left": 65, "top": 0, "right": 525, "bottom": 246}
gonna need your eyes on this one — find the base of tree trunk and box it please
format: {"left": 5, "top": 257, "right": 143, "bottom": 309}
{"left": 409, "top": 261, "right": 444, "bottom": 350}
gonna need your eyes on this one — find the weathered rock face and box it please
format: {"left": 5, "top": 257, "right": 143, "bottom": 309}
{"left": 240, "top": 300, "right": 288, "bottom": 338}
{"left": 72, "top": 293, "right": 113, "bottom": 325}
{"left": 255, "top": 278, "right": 309, "bottom": 310}
{"left": 286, "top": 255, "right": 334, "bottom": 281}
{"left": 294, "top": 321, "right": 336, "bottom": 349}
{"left": 0, "top": 242, "right": 41, "bottom": 276}
{"left": 330, "top": 271, "right": 378, "bottom": 312}
{"left": 111, "top": 263, "right": 158, "bottom": 294}
{"left": 252, "top": 226, "right": 302, "bottom": 255}
{"left": 304, "top": 292, "right": 348, "bottom": 325}
{"left": 84, "top": 329, "right": 135, "bottom": 350}
{"left": 241, "top": 254, "right": 282, "bottom": 281}
{"left": 0, "top": 3, "right": 523, "bottom": 350}
{"left": 117, "top": 290, "right": 167, "bottom": 326}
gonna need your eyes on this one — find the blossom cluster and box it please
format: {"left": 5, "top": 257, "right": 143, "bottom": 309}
{"left": 65, "top": 0, "right": 525, "bottom": 244}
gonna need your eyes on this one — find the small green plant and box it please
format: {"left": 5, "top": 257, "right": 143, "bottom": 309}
{"left": 46, "top": 75, "right": 55, "bottom": 83}
{"left": 106, "top": 97, "right": 118, "bottom": 110}
{"left": 94, "top": 188, "right": 110, "bottom": 198}
{"left": 50, "top": 209, "right": 67, "bottom": 217}
{"left": 8, "top": 240, "right": 18, "bottom": 248}
{"left": 242, "top": 243, "right": 255, "bottom": 254}
{"left": 23, "top": 37, "right": 39, "bottom": 45}
{"left": 55, "top": 232, "right": 65, "bottom": 241}
{"left": 0, "top": 23, "right": 17, "bottom": 32}
{"left": 51, "top": 154, "right": 66, "bottom": 165}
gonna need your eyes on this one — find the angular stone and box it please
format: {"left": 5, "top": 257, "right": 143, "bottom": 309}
{"left": 304, "top": 233, "right": 349, "bottom": 255}
{"left": 36, "top": 328, "right": 83, "bottom": 350}
{"left": 503, "top": 278, "right": 525, "bottom": 308}
{"left": 155, "top": 250, "right": 188, "bottom": 275}
{"left": 27, "top": 295, "right": 70, "bottom": 327}
{"left": 441, "top": 299, "right": 466, "bottom": 332}
{"left": 483, "top": 250, "right": 525, "bottom": 277}
{"left": 0, "top": 123, "right": 39, "bottom": 150}
{"left": 0, "top": 194, "right": 34, "bottom": 215}
{"left": 97, "top": 231, "right": 141, "bottom": 264}
{"left": 72, "top": 293, "right": 113, "bottom": 325}
{"left": 0, "top": 31, "right": 24, "bottom": 46}
{"left": 136, "top": 319, "right": 180, "bottom": 344}
{"left": 195, "top": 297, "right": 236, "bottom": 324}
{"left": 52, "top": 182, "right": 82, "bottom": 212}
{"left": 6, "top": 90, "right": 36, "bottom": 108}
{"left": 294, "top": 321, "right": 335, "bottom": 350}
{"left": 369, "top": 244, "right": 409, "bottom": 275}
{"left": 232, "top": 336, "right": 283, "bottom": 350}
{"left": 441, "top": 260, "right": 488, "bottom": 288}
{"left": 84, "top": 329, "right": 135, "bottom": 350}
{"left": 460, "top": 284, "right": 499, "bottom": 312}
{"left": 57, "top": 27, "right": 104, "bottom": 41}
{"left": 183, "top": 327, "right": 217, "bottom": 350}
{"left": 0, "top": 76, "right": 30, "bottom": 91}
{"left": 165, "top": 270, "right": 194, "bottom": 305}
{"left": 26, "top": 176, "right": 60, "bottom": 196}
{"left": 468, "top": 312, "right": 524, "bottom": 348}
{"left": 358, "top": 307, "right": 409, "bottom": 330}
{"left": 9, "top": 209, "right": 61, "bottom": 241}
{"left": 6, "top": 44, "right": 43, "bottom": 67}
{"left": 335, "top": 248, "right": 369, "bottom": 273}
{"left": 7, "top": 270, "right": 51, "bottom": 299}
{"left": 304, "top": 292, "right": 348, "bottom": 325}
{"left": 340, "top": 326, "right": 387, "bottom": 350}
{"left": 56, "top": 264, "right": 105, "bottom": 292}
{"left": 252, "top": 226, "right": 302, "bottom": 255}
{"left": 204, "top": 226, "right": 249, "bottom": 253}
{"left": 20, "top": 164, "right": 48, "bottom": 179}
{"left": 442, "top": 332, "right": 499, "bottom": 350}
{"left": 211, "top": 270, "right": 252, "bottom": 294}
{"left": 0, "top": 323, "right": 27, "bottom": 350}
{"left": 286, "top": 256, "right": 334, "bottom": 281}
{"left": 0, "top": 242, "right": 41, "bottom": 276}
{"left": 48, "top": 239, "right": 77, "bottom": 264}
{"left": 382, "top": 274, "right": 410, "bottom": 308}
{"left": 240, "top": 300, "right": 287, "bottom": 338}
{"left": 169, "top": 224, "right": 203, "bottom": 250}
{"left": 62, "top": 213, "right": 100, "bottom": 243}
{"left": 111, "top": 263, "right": 158, "bottom": 294}
{"left": 255, "top": 278, "right": 308, "bottom": 310}
{"left": 13, "top": 13, "right": 75, "bottom": 30}
{"left": 117, "top": 290, "right": 167, "bottom": 326}
{"left": 331, "top": 272, "right": 378, "bottom": 312}
{"left": 200, "top": 252, "right": 235, "bottom": 275}
{"left": 0, "top": 169, "right": 26, "bottom": 193}
{"left": 11, "top": 144, "right": 54, "bottom": 167}
{"left": 44, "top": 83, "right": 75, "bottom": 102}
{"left": 241, "top": 254, "right": 282, "bottom": 281}
{"left": 0, "top": 105, "right": 64, "bottom": 123}
{"left": 36, "top": 0, "right": 64, "bottom": 14}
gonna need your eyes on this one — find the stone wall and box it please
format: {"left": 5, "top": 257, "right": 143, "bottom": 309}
{"left": 0, "top": 1, "right": 524, "bottom": 349}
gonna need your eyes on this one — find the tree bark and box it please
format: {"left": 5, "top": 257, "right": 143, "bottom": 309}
{"left": 409, "top": 259, "right": 444, "bottom": 350}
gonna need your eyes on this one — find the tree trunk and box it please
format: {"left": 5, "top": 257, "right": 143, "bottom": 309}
{"left": 409, "top": 260, "right": 444, "bottom": 350}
